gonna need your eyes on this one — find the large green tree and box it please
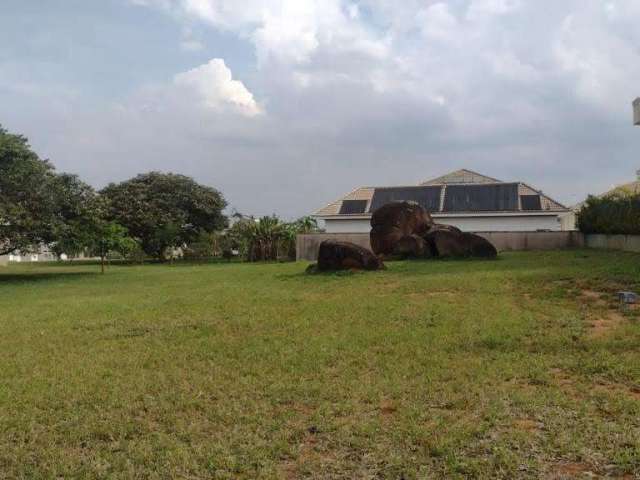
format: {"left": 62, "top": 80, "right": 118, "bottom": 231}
{"left": 101, "top": 172, "right": 227, "bottom": 260}
{"left": 0, "top": 125, "right": 97, "bottom": 256}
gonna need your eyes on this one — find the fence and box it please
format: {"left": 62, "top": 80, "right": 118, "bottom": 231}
{"left": 296, "top": 231, "right": 585, "bottom": 261}
{"left": 583, "top": 234, "right": 640, "bottom": 253}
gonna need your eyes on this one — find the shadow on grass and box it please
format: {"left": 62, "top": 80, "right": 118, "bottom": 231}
{"left": 0, "top": 271, "right": 98, "bottom": 285}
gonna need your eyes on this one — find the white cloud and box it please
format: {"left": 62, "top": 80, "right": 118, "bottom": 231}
{"left": 554, "top": 1, "right": 640, "bottom": 112}
{"left": 134, "top": 0, "right": 388, "bottom": 66}
{"left": 173, "top": 58, "right": 262, "bottom": 116}
{"left": 417, "top": 3, "right": 459, "bottom": 42}
{"left": 467, "top": 0, "right": 521, "bottom": 20}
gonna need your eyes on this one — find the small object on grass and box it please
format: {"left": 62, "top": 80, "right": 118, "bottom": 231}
{"left": 618, "top": 291, "right": 638, "bottom": 304}
{"left": 618, "top": 291, "right": 637, "bottom": 311}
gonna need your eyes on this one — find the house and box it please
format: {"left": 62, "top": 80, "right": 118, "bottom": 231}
{"left": 313, "top": 169, "right": 572, "bottom": 233}
{"left": 3, "top": 249, "right": 59, "bottom": 263}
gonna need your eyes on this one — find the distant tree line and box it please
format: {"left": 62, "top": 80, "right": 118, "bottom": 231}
{"left": 577, "top": 194, "right": 640, "bottom": 235}
{"left": 0, "top": 125, "right": 318, "bottom": 271}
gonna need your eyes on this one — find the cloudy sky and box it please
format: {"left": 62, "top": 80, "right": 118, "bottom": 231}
{"left": 2, "top": 0, "right": 639, "bottom": 217}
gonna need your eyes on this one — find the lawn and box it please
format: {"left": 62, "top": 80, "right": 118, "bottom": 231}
{"left": 1, "top": 250, "right": 639, "bottom": 479}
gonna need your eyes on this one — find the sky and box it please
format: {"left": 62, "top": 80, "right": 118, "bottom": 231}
{"left": 1, "top": 0, "right": 640, "bottom": 218}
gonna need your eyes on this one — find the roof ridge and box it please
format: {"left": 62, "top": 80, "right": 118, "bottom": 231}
{"left": 419, "top": 168, "right": 503, "bottom": 185}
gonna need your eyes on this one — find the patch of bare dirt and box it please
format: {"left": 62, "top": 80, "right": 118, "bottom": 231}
{"left": 550, "top": 368, "right": 640, "bottom": 402}
{"left": 549, "top": 461, "right": 595, "bottom": 478}
{"left": 550, "top": 368, "right": 574, "bottom": 388}
{"left": 379, "top": 400, "right": 397, "bottom": 416}
{"left": 580, "top": 289, "right": 608, "bottom": 307}
{"left": 593, "top": 382, "right": 640, "bottom": 401}
{"left": 588, "top": 311, "right": 625, "bottom": 338}
{"left": 513, "top": 418, "right": 544, "bottom": 432}
{"left": 279, "top": 427, "right": 325, "bottom": 479}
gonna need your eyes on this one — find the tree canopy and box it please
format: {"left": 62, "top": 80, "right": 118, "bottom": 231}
{"left": 577, "top": 194, "right": 640, "bottom": 235}
{"left": 0, "top": 126, "right": 99, "bottom": 256}
{"left": 101, "top": 172, "right": 227, "bottom": 260}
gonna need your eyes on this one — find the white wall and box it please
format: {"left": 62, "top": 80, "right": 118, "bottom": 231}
{"left": 324, "top": 218, "right": 372, "bottom": 233}
{"left": 434, "top": 215, "right": 562, "bottom": 232}
{"left": 324, "top": 214, "right": 563, "bottom": 233}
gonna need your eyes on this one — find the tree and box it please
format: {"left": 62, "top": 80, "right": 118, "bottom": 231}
{"left": 0, "top": 125, "right": 54, "bottom": 254}
{"left": 577, "top": 194, "right": 640, "bottom": 235}
{"left": 90, "top": 222, "right": 137, "bottom": 274}
{"left": 49, "top": 174, "right": 103, "bottom": 258}
{"left": 101, "top": 172, "right": 227, "bottom": 261}
{"left": 228, "top": 215, "right": 319, "bottom": 262}
{"left": 0, "top": 125, "right": 96, "bottom": 256}
{"left": 293, "top": 216, "right": 318, "bottom": 234}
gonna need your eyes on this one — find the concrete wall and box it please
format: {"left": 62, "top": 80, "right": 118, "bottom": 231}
{"left": 584, "top": 234, "right": 640, "bottom": 253}
{"left": 296, "top": 231, "right": 583, "bottom": 261}
{"left": 323, "top": 214, "right": 566, "bottom": 234}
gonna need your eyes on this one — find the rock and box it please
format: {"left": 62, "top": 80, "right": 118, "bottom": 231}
{"left": 424, "top": 230, "right": 497, "bottom": 258}
{"left": 393, "top": 234, "right": 429, "bottom": 259}
{"left": 316, "top": 240, "right": 385, "bottom": 271}
{"left": 460, "top": 232, "right": 498, "bottom": 258}
{"left": 370, "top": 201, "right": 433, "bottom": 256}
{"left": 426, "top": 223, "right": 462, "bottom": 235}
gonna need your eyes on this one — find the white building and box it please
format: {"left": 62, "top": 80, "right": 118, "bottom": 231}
{"left": 314, "top": 169, "right": 573, "bottom": 233}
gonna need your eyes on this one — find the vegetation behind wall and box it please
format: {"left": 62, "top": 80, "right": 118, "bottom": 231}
{"left": 577, "top": 194, "right": 640, "bottom": 234}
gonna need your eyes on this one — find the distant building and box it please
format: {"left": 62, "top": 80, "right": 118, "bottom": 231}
{"left": 634, "top": 98, "right": 640, "bottom": 126}
{"left": 313, "top": 169, "right": 572, "bottom": 233}
{"left": 1, "top": 247, "right": 58, "bottom": 264}
{"left": 0, "top": 246, "right": 78, "bottom": 265}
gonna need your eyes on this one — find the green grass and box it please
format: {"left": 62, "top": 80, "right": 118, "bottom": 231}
{"left": 1, "top": 250, "right": 640, "bottom": 479}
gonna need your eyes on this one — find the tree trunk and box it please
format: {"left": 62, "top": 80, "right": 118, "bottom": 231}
{"left": 101, "top": 255, "right": 105, "bottom": 274}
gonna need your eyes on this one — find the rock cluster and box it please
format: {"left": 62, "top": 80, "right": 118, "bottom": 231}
{"left": 310, "top": 201, "right": 497, "bottom": 272}
{"left": 370, "top": 201, "right": 497, "bottom": 259}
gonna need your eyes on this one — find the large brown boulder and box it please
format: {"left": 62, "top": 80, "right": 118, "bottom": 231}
{"left": 426, "top": 223, "right": 462, "bottom": 235}
{"left": 316, "top": 240, "right": 385, "bottom": 271}
{"left": 394, "top": 234, "right": 430, "bottom": 259}
{"left": 370, "top": 201, "right": 434, "bottom": 256}
{"left": 424, "top": 230, "right": 497, "bottom": 259}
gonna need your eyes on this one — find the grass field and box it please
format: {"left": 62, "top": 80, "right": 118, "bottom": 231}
{"left": 1, "top": 250, "right": 640, "bottom": 479}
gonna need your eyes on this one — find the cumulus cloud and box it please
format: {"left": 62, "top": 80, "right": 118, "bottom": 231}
{"left": 173, "top": 58, "right": 262, "bottom": 116}
{"left": 554, "top": 1, "right": 640, "bottom": 113}
{"left": 132, "top": 0, "right": 389, "bottom": 66}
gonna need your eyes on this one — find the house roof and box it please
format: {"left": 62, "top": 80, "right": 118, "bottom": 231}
{"left": 420, "top": 168, "right": 502, "bottom": 185}
{"left": 314, "top": 169, "right": 568, "bottom": 217}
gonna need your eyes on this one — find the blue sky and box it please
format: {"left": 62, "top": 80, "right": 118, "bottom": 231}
{"left": 2, "top": 0, "right": 640, "bottom": 217}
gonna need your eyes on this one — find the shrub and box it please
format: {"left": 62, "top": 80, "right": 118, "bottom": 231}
{"left": 577, "top": 194, "right": 640, "bottom": 234}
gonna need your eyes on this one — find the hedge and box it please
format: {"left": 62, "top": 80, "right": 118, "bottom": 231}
{"left": 577, "top": 194, "right": 640, "bottom": 234}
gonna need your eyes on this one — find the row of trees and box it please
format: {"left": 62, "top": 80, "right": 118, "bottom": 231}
{"left": 1, "top": 125, "right": 317, "bottom": 270}
{"left": 577, "top": 194, "right": 640, "bottom": 235}
{"left": 181, "top": 215, "right": 318, "bottom": 261}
